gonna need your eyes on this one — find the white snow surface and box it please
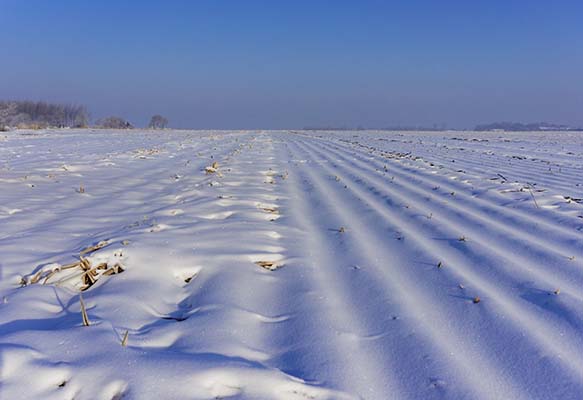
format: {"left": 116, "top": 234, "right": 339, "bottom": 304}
{"left": 1, "top": 129, "right": 583, "bottom": 399}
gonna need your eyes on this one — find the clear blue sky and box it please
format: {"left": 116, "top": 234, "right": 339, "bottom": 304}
{"left": 1, "top": 0, "right": 582, "bottom": 129}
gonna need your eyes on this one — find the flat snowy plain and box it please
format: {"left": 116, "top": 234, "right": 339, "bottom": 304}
{"left": 1, "top": 129, "right": 582, "bottom": 400}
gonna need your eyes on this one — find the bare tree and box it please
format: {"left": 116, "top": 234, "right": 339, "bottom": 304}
{"left": 148, "top": 115, "right": 168, "bottom": 129}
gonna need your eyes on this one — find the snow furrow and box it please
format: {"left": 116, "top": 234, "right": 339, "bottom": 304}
{"left": 301, "top": 136, "right": 583, "bottom": 299}
{"left": 284, "top": 136, "right": 532, "bottom": 400}
{"left": 2, "top": 129, "right": 583, "bottom": 400}
{"left": 307, "top": 134, "right": 583, "bottom": 253}
{"left": 289, "top": 135, "right": 583, "bottom": 389}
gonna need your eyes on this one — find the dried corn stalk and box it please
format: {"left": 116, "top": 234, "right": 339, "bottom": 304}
{"left": 204, "top": 161, "right": 220, "bottom": 174}
{"left": 80, "top": 240, "right": 110, "bottom": 256}
{"left": 21, "top": 240, "right": 126, "bottom": 292}
{"left": 255, "top": 261, "right": 283, "bottom": 271}
{"left": 121, "top": 330, "right": 129, "bottom": 346}
{"left": 80, "top": 294, "right": 90, "bottom": 326}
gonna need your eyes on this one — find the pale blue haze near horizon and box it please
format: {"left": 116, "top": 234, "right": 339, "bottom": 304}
{"left": 1, "top": 0, "right": 582, "bottom": 129}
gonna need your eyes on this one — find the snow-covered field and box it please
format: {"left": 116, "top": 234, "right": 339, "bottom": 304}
{"left": 1, "top": 129, "right": 582, "bottom": 400}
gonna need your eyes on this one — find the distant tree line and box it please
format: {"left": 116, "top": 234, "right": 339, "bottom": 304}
{"left": 0, "top": 100, "right": 169, "bottom": 131}
{"left": 0, "top": 100, "right": 88, "bottom": 130}
{"left": 475, "top": 121, "right": 581, "bottom": 131}
{"left": 303, "top": 124, "right": 448, "bottom": 131}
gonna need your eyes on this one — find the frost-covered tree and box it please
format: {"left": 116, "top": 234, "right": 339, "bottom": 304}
{"left": 64, "top": 104, "right": 89, "bottom": 127}
{"left": 99, "top": 116, "right": 133, "bottom": 129}
{"left": 148, "top": 115, "right": 168, "bottom": 129}
{"left": 0, "top": 100, "right": 89, "bottom": 129}
{"left": 0, "top": 102, "right": 18, "bottom": 130}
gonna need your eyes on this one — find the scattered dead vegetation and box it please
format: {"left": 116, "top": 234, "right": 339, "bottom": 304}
{"left": 183, "top": 272, "right": 197, "bottom": 283}
{"left": 564, "top": 196, "right": 582, "bottom": 204}
{"left": 255, "top": 261, "right": 283, "bottom": 271}
{"left": 162, "top": 314, "right": 189, "bottom": 322}
{"left": 20, "top": 240, "right": 125, "bottom": 291}
{"left": 204, "top": 161, "right": 220, "bottom": 174}
{"left": 134, "top": 148, "right": 162, "bottom": 159}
